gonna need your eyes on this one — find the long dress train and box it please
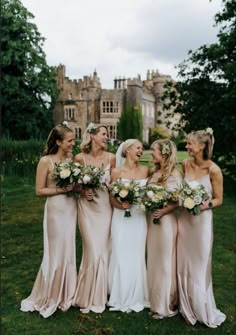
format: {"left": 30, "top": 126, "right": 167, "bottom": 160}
{"left": 72, "top": 158, "right": 112, "bottom": 313}
{"left": 108, "top": 179, "right": 149, "bottom": 313}
{"left": 20, "top": 158, "right": 77, "bottom": 318}
{"left": 177, "top": 162, "right": 226, "bottom": 327}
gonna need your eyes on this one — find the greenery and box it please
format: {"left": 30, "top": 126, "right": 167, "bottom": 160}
{"left": 1, "top": 0, "right": 59, "bottom": 139}
{"left": 117, "top": 105, "right": 143, "bottom": 141}
{"left": 162, "top": 0, "right": 236, "bottom": 179}
{"left": 1, "top": 173, "right": 235, "bottom": 335}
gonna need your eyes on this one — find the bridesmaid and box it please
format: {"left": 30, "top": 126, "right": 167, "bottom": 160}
{"left": 20, "top": 122, "right": 77, "bottom": 318}
{"left": 72, "top": 123, "right": 115, "bottom": 313}
{"left": 147, "top": 139, "right": 182, "bottom": 320}
{"left": 177, "top": 128, "right": 226, "bottom": 327}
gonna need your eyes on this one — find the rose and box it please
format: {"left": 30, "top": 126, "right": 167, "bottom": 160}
{"left": 72, "top": 168, "right": 81, "bottom": 176}
{"left": 193, "top": 195, "right": 202, "bottom": 205}
{"left": 82, "top": 175, "right": 91, "bottom": 184}
{"left": 184, "top": 197, "right": 195, "bottom": 209}
{"left": 60, "top": 168, "right": 71, "bottom": 179}
{"left": 119, "top": 189, "right": 129, "bottom": 198}
{"left": 147, "top": 190, "right": 154, "bottom": 199}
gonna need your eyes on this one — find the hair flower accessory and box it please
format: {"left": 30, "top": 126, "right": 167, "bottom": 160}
{"left": 205, "top": 127, "right": 213, "bottom": 135}
{"left": 87, "top": 123, "right": 97, "bottom": 134}
{"left": 61, "top": 121, "right": 69, "bottom": 128}
{"left": 161, "top": 142, "right": 171, "bottom": 155}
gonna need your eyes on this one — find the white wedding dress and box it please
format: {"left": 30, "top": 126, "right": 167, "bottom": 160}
{"left": 108, "top": 179, "right": 149, "bottom": 312}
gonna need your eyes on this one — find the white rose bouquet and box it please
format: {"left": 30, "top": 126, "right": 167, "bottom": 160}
{"left": 140, "top": 183, "right": 170, "bottom": 224}
{"left": 51, "top": 159, "right": 83, "bottom": 197}
{"left": 179, "top": 182, "right": 211, "bottom": 215}
{"left": 109, "top": 178, "right": 144, "bottom": 217}
{"left": 76, "top": 165, "right": 105, "bottom": 196}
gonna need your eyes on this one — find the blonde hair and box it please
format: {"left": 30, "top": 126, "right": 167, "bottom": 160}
{"left": 43, "top": 123, "right": 73, "bottom": 155}
{"left": 121, "top": 139, "right": 140, "bottom": 158}
{"left": 186, "top": 129, "right": 214, "bottom": 160}
{"left": 80, "top": 123, "right": 108, "bottom": 153}
{"left": 150, "top": 139, "right": 177, "bottom": 185}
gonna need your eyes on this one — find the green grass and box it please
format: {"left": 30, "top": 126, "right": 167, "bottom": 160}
{"left": 141, "top": 150, "right": 188, "bottom": 166}
{"left": 1, "top": 167, "right": 236, "bottom": 335}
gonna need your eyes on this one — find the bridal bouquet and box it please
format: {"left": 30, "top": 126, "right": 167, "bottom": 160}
{"left": 179, "top": 182, "right": 211, "bottom": 215}
{"left": 76, "top": 165, "right": 105, "bottom": 196}
{"left": 140, "top": 183, "right": 170, "bottom": 224}
{"left": 109, "top": 178, "right": 143, "bottom": 217}
{"left": 51, "top": 159, "right": 83, "bottom": 197}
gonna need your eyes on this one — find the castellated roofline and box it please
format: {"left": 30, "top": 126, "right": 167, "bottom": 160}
{"left": 54, "top": 64, "right": 101, "bottom": 89}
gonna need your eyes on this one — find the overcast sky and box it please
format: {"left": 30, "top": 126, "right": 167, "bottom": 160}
{"left": 21, "top": 0, "right": 222, "bottom": 88}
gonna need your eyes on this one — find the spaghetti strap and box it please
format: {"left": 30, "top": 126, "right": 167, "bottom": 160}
{"left": 109, "top": 152, "right": 111, "bottom": 164}
{"left": 49, "top": 156, "right": 54, "bottom": 169}
{"left": 183, "top": 159, "right": 188, "bottom": 174}
{"left": 82, "top": 154, "right": 86, "bottom": 166}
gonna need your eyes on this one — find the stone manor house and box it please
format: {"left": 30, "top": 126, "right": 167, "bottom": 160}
{"left": 53, "top": 64, "right": 176, "bottom": 143}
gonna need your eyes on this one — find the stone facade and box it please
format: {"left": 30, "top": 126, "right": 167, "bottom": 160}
{"left": 53, "top": 64, "right": 176, "bottom": 143}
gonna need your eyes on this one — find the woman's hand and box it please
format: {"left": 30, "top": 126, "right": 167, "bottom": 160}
{"left": 121, "top": 201, "right": 131, "bottom": 209}
{"left": 84, "top": 188, "right": 95, "bottom": 201}
{"left": 200, "top": 200, "right": 213, "bottom": 211}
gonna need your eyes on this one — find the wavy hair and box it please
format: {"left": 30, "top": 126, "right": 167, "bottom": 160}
{"left": 43, "top": 124, "right": 73, "bottom": 156}
{"left": 186, "top": 129, "right": 215, "bottom": 160}
{"left": 150, "top": 139, "right": 178, "bottom": 185}
{"left": 80, "top": 123, "right": 108, "bottom": 153}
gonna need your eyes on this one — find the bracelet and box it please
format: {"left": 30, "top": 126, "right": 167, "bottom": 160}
{"left": 208, "top": 201, "right": 213, "bottom": 208}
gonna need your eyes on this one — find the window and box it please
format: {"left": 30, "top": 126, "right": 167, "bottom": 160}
{"left": 75, "top": 127, "right": 81, "bottom": 139}
{"left": 64, "top": 107, "right": 75, "bottom": 120}
{"left": 102, "top": 101, "right": 119, "bottom": 113}
{"left": 107, "top": 125, "right": 117, "bottom": 139}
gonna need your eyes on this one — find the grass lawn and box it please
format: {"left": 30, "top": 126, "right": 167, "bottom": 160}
{"left": 1, "top": 154, "right": 236, "bottom": 335}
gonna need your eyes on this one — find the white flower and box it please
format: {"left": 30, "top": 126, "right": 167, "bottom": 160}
{"left": 124, "top": 182, "right": 130, "bottom": 188}
{"left": 62, "top": 121, "right": 69, "bottom": 127}
{"left": 161, "top": 143, "right": 171, "bottom": 155}
{"left": 72, "top": 168, "right": 81, "bottom": 176}
{"left": 184, "top": 197, "right": 195, "bottom": 209}
{"left": 193, "top": 195, "right": 203, "bottom": 205}
{"left": 60, "top": 168, "right": 71, "bottom": 179}
{"left": 147, "top": 190, "right": 154, "bottom": 199}
{"left": 206, "top": 127, "right": 213, "bottom": 135}
{"left": 83, "top": 175, "right": 91, "bottom": 184}
{"left": 119, "top": 189, "right": 129, "bottom": 198}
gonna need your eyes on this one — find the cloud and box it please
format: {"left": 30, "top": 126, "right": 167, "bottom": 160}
{"left": 21, "top": 0, "right": 222, "bottom": 88}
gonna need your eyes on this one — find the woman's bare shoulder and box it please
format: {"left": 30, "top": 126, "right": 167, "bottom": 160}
{"left": 74, "top": 152, "right": 84, "bottom": 163}
{"left": 111, "top": 167, "right": 122, "bottom": 180}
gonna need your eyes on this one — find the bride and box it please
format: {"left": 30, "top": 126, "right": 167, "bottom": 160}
{"left": 108, "top": 139, "right": 149, "bottom": 312}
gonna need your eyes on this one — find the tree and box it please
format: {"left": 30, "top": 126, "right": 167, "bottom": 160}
{"left": 1, "top": 0, "right": 59, "bottom": 139}
{"left": 163, "top": 0, "right": 236, "bottom": 178}
{"left": 117, "top": 105, "right": 143, "bottom": 141}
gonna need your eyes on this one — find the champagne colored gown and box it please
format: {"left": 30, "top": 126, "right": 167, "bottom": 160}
{"left": 20, "top": 157, "right": 77, "bottom": 318}
{"left": 177, "top": 161, "right": 226, "bottom": 327}
{"left": 108, "top": 179, "right": 149, "bottom": 313}
{"left": 147, "top": 173, "right": 182, "bottom": 318}
{"left": 72, "top": 155, "right": 112, "bottom": 313}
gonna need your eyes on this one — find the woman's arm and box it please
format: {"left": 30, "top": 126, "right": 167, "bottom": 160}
{"left": 200, "top": 164, "right": 223, "bottom": 210}
{"left": 152, "top": 203, "right": 179, "bottom": 219}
